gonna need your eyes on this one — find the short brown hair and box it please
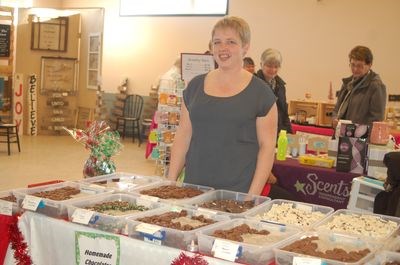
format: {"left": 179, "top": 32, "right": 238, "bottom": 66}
{"left": 211, "top": 16, "right": 251, "bottom": 46}
{"left": 349, "top": 46, "right": 373, "bottom": 65}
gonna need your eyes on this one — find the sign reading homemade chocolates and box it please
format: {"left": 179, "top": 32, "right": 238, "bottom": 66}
{"left": 0, "top": 24, "right": 11, "bottom": 57}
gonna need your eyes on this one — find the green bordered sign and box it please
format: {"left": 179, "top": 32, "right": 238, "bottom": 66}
{"left": 75, "top": 231, "right": 120, "bottom": 265}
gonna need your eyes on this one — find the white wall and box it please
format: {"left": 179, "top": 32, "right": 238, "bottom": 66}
{"left": 60, "top": 0, "right": 400, "bottom": 101}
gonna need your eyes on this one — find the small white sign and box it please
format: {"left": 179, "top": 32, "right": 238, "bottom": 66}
{"left": 22, "top": 195, "right": 41, "bottom": 211}
{"left": 211, "top": 239, "right": 240, "bottom": 262}
{"left": 139, "top": 195, "right": 159, "bottom": 202}
{"left": 135, "top": 197, "right": 154, "bottom": 208}
{"left": 72, "top": 209, "right": 95, "bottom": 225}
{"left": 197, "top": 207, "right": 217, "bottom": 218}
{"left": 293, "top": 256, "right": 322, "bottom": 265}
{"left": 135, "top": 223, "right": 162, "bottom": 235}
{"left": 76, "top": 231, "right": 120, "bottom": 265}
{"left": 89, "top": 184, "right": 106, "bottom": 190}
{"left": 0, "top": 200, "right": 13, "bottom": 216}
{"left": 296, "top": 203, "right": 313, "bottom": 213}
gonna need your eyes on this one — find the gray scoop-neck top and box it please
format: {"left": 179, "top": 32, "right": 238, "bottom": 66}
{"left": 183, "top": 74, "right": 276, "bottom": 193}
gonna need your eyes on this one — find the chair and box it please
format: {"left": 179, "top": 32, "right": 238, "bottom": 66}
{"left": 0, "top": 123, "right": 21, "bottom": 155}
{"left": 115, "top": 94, "right": 144, "bottom": 146}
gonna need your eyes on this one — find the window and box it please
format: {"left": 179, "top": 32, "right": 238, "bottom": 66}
{"left": 120, "top": 0, "right": 228, "bottom": 16}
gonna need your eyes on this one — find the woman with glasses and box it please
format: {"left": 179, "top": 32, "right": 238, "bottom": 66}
{"left": 332, "top": 46, "right": 386, "bottom": 127}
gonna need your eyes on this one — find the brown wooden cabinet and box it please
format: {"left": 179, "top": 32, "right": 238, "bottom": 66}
{"left": 289, "top": 100, "right": 335, "bottom": 127}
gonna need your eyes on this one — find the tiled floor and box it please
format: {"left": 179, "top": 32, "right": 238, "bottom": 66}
{"left": 0, "top": 135, "right": 157, "bottom": 191}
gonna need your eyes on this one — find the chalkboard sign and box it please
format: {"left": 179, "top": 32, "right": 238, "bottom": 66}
{"left": 0, "top": 24, "right": 11, "bottom": 57}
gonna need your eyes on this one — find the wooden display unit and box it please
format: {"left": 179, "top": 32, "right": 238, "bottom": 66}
{"left": 289, "top": 100, "right": 335, "bottom": 127}
{"left": 318, "top": 102, "right": 335, "bottom": 127}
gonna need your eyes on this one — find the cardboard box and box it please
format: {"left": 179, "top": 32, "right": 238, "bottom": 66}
{"left": 336, "top": 137, "right": 368, "bottom": 174}
{"left": 367, "top": 144, "right": 393, "bottom": 180}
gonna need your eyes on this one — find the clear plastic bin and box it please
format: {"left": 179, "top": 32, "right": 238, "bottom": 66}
{"left": 14, "top": 181, "right": 113, "bottom": 218}
{"left": 315, "top": 209, "right": 400, "bottom": 241}
{"left": 0, "top": 190, "right": 19, "bottom": 215}
{"left": 78, "top": 172, "right": 163, "bottom": 192}
{"left": 366, "top": 250, "right": 400, "bottom": 265}
{"left": 185, "top": 189, "right": 270, "bottom": 218}
{"left": 274, "top": 231, "right": 377, "bottom": 265}
{"left": 384, "top": 235, "right": 400, "bottom": 252}
{"left": 126, "top": 205, "right": 229, "bottom": 249}
{"left": 66, "top": 193, "right": 166, "bottom": 234}
{"left": 130, "top": 180, "right": 214, "bottom": 204}
{"left": 197, "top": 218, "right": 301, "bottom": 265}
{"left": 245, "top": 199, "right": 334, "bottom": 230}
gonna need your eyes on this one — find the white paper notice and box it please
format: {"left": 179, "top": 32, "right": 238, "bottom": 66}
{"left": 211, "top": 239, "right": 240, "bottom": 262}
{"left": 76, "top": 231, "right": 120, "bottom": 265}
{"left": 135, "top": 223, "right": 162, "bottom": 235}
{"left": 293, "top": 256, "right": 322, "bottom": 265}
{"left": 71, "top": 209, "right": 94, "bottom": 225}
{"left": 0, "top": 200, "right": 13, "bottom": 216}
{"left": 181, "top": 53, "right": 215, "bottom": 84}
{"left": 22, "top": 195, "right": 41, "bottom": 211}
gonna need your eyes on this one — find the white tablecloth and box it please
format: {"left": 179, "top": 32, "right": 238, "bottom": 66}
{"left": 4, "top": 211, "right": 237, "bottom": 265}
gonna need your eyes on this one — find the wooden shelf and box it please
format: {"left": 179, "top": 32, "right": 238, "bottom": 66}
{"left": 289, "top": 100, "right": 335, "bottom": 127}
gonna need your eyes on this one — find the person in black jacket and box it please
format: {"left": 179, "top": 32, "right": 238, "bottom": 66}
{"left": 256, "top": 48, "right": 292, "bottom": 134}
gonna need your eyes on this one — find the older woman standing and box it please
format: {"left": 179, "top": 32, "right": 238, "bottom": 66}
{"left": 256, "top": 48, "right": 292, "bottom": 134}
{"left": 167, "top": 16, "right": 278, "bottom": 195}
{"left": 332, "top": 46, "right": 386, "bottom": 127}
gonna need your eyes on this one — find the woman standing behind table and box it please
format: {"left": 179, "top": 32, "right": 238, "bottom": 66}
{"left": 167, "top": 16, "right": 278, "bottom": 195}
{"left": 332, "top": 45, "right": 386, "bottom": 127}
{"left": 256, "top": 48, "right": 292, "bottom": 134}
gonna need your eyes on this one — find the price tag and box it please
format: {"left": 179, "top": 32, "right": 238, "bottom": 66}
{"left": 296, "top": 203, "right": 313, "bottom": 213}
{"left": 293, "top": 256, "right": 323, "bottom": 265}
{"left": 139, "top": 195, "right": 159, "bottom": 202}
{"left": 197, "top": 207, "right": 217, "bottom": 218}
{"left": 135, "top": 223, "right": 162, "bottom": 235}
{"left": 136, "top": 196, "right": 154, "bottom": 208}
{"left": 170, "top": 206, "right": 183, "bottom": 212}
{"left": 116, "top": 182, "right": 137, "bottom": 191}
{"left": 22, "top": 195, "right": 42, "bottom": 211}
{"left": 71, "top": 208, "right": 94, "bottom": 224}
{"left": 89, "top": 184, "right": 106, "bottom": 190}
{"left": 80, "top": 186, "right": 100, "bottom": 195}
{"left": 0, "top": 200, "right": 13, "bottom": 216}
{"left": 211, "top": 239, "right": 240, "bottom": 262}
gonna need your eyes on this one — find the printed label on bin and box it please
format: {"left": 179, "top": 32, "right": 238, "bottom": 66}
{"left": 296, "top": 203, "right": 312, "bottom": 213}
{"left": 116, "top": 182, "right": 137, "bottom": 190}
{"left": 211, "top": 239, "right": 240, "bottom": 262}
{"left": 293, "top": 256, "right": 323, "bottom": 265}
{"left": 139, "top": 195, "right": 159, "bottom": 202}
{"left": 170, "top": 206, "right": 183, "bottom": 212}
{"left": 71, "top": 208, "right": 94, "bottom": 224}
{"left": 0, "top": 200, "right": 13, "bottom": 216}
{"left": 135, "top": 223, "right": 162, "bottom": 235}
{"left": 136, "top": 197, "right": 154, "bottom": 208}
{"left": 197, "top": 207, "right": 217, "bottom": 217}
{"left": 22, "top": 195, "right": 41, "bottom": 211}
{"left": 80, "top": 186, "right": 101, "bottom": 195}
{"left": 88, "top": 184, "right": 106, "bottom": 190}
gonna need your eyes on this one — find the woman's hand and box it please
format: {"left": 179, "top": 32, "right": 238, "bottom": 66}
{"left": 267, "top": 173, "right": 277, "bottom": 184}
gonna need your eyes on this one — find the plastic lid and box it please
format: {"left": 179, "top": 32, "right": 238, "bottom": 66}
{"left": 279, "top": 129, "right": 287, "bottom": 136}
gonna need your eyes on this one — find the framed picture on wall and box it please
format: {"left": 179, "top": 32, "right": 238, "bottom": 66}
{"left": 31, "top": 17, "right": 68, "bottom": 52}
{"left": 40, "top": 57, "right": 77, "bottom": 93}
{"left": 87, "top": 33, "right": 101, "bottom": 89}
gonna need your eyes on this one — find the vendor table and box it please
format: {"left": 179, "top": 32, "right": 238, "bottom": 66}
{"left": 4, "top": 211, "right": 238, "bottom": 265}
{"left": 272, "top": 158, "right": 359, "bottom": 210}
